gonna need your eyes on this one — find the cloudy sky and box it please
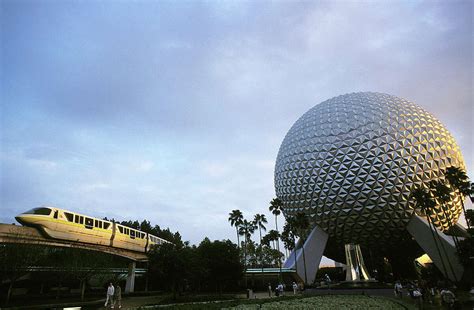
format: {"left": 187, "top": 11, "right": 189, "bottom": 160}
{"left": 1, "top": 0, "right": 473, "bottom": 250}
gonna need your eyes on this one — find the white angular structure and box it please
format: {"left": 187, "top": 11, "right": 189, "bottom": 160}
{"left": 283, "top": 226, "right": 328, "bottom": 284}
{"left": 275, "top": 92, "right": 466, "bottom": 283}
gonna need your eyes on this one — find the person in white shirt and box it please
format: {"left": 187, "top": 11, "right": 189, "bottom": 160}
{"left": 440, "top": 288, "right": 456, "bottom": 308}
{"left": 394, "top": 281, "right": 403, "bottom": 298}
{"left": 105, "top": 283, "right": 115, "bottom": 307}
{"left": 292, "top": 282, "right": 298, "bottom": 295}
{"left": 278, "top": 283, "right": 284, "bottom": 296}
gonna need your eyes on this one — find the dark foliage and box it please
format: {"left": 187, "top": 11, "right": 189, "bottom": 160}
{"left": 147, "top": 238, "right": 243, "bottom": 297}
{"left": 197, "top": 238, "right": 242, "bottom": 293}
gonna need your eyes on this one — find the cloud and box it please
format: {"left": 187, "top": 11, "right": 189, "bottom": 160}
{"left": 1, "top": 0, "right": 472, "bottom": 250}
{"left": 133, "top": 160, "right": 155, "bottom": 173}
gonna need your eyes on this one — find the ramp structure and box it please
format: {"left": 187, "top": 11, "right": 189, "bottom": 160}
{"left": 344, "top": 244, "right": 371, "bottom": 281}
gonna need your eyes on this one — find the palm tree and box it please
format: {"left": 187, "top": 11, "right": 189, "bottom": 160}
{"left": 254, "top": 214, "right": 268, "bottom": 270}
{"left": 254, "top": 214, "right": 268, "bottom": 245}
{"left": 239, "top": 219, "right": 256, "bottom": 287}
{"left": 269, "top": 198, "right": 283, "bottom": 229}
{"left": 429, "top": 180, "right": 459, "bottom": 244}
{"left": 228, "top": 210, "right": 243, "bottom": 248}
{"left": 267, "top": 230, "right": 280, "bottom": 250}
{"left": 281, "top": 222, "right": 296, "bottom": 272}
{"left": 428, "top": 180, "right": 459, "bottom": 282}
{"left": 445, "top": 166, "right": 473, "bottom": 230}
{"left": 261, "top": 233, "right": 272, "bottom": 248}
{"left": 238, "top": 219, "right": 257, "bottom": 269}
{"left": 411, "top": 186, "right": 449, "bottom": 279}
{"left": 270, "top": 198, "right": 283, "bottom": 276}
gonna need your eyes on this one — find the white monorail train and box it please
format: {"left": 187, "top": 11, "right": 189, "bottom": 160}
{"left": 15, "top": 207, "right": 170, "bottom": 252}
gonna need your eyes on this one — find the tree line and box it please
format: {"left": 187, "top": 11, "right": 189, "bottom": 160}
{"left": 228, "top": 198, "right": 314, "bottom": 284}
{"left": 109, "top": 219, "right": 244, "bottom": 297}
{"left": 228, "top": 200, "right": 281, "bottom": 273}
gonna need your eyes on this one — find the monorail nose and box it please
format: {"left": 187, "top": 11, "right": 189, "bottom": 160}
{"left": 15, "top": 215, "right": 28, "bottom": 226}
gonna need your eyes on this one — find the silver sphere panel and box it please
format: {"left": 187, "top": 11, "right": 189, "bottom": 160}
{"left": 275, "top": 92, "right": 465, "bottom": 246}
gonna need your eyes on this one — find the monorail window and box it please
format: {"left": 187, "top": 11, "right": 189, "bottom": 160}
{"left": 85, "top": 218, "right": 93, "bottom": 229}
{"left": 79, "top": 216, "right": 84, "bottom": 224}
{"left": 65, "top": 212, "right": 74, "bottom": 222}
{"left": 94, "top": 220, "right": 103, "bottom": 229}
{"left": 118, "top": 226, "right": 124, "bottom": 233}
{"left": 75, "top": 215, "right": 80, "bottom": 224}
{"left": 54, "top": 210, "right": 58, "bottom": 219}
{"left": 130, "top": 230, "right": 135, "bottom": 239}
{"left": 24, "top": 208, "right": 52, "bottom": 216}
{"left": 103, "top": 223, "right": 110, "bottom": 229}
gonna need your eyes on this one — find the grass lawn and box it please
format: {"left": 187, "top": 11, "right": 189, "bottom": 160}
{"left": 148, "top": 295, "right": 415, "bottom": 309}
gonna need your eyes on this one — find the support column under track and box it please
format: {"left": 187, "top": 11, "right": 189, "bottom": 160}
{"left": 125, "top": 261, "right": 136, "bottom": 293}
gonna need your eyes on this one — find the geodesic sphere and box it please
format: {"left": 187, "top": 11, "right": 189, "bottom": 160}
{"left": 274, "top": 92, "right": 465, "bottom": 246}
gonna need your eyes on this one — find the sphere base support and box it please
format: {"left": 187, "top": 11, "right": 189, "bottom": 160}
{"left": 283, "top": 225, "right": 328, "bottom": 285}
{"left": 406, "top": 214, "right": 464, "bottom": 282}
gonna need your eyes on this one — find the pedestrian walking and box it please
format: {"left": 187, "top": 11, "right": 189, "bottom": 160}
{"left": 324, "top": 273, "right": 331, "bottom": 289}
{"left": 105, "top": 282, "right": 115, "bottom": 308}
{"left": 440, "top": 288, "right": 456, "bottom": 309}
{"left": 292, "top": 282, "right": 298, "bottom": 295}
{"left": 267, "top": 283, "right": 272, "bottom": 297}
{"left": 412, "top": 287, "right": 423, "bottom": 310}
{"left": 113, "top": 283, "right": 122, "bottom": 309}
{"left": 278, "top": 283, "right": 284, "bottom": 296}
{"left": 394, "top": 281, "right": 403, "bottom": 298}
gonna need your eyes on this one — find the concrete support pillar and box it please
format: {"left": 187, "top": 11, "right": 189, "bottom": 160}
{"left": 406, "top": 214, "right": 464, "bottom": 282}
{"left": 125, "top": 261, "right": 136, "bottom": 293}
{"left": 145, "top": 262, "right": 149, "bottom": 292}
{"left": 283, "top": 225, "right": 328, "bottom": 285}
